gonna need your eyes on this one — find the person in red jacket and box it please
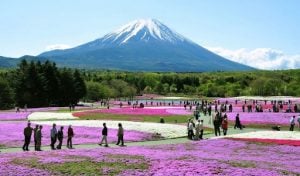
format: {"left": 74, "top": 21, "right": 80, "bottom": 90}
{"left": 222, "top": 118, "right": 228, "bottom": 136}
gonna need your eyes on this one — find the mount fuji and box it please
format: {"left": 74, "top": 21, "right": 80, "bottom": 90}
{"left": 38, "top": 19, "right": 254, "bottom": 71}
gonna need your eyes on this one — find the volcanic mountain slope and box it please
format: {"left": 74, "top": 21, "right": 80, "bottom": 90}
{"left": 11, "top": 19, "right": 256, "bottom": 71}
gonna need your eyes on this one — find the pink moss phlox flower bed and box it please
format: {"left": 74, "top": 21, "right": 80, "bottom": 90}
{"left": 0, "top": 107, "right": 60, "bottom": 121}
{"left": 25, "top": 107, "right": 60, "bottom": 112}
{"left": 228, "top": 137, "right": 300, "bottom": 146}
{"left": 0, "top": 139, "right": 299, "bottom": 175}
{"left": 0, "top": 121, "right": 153, "bottom": 148}
{"left": 226, "top": 112, "right": 298, "bottom": 125}
{"left": 0, "top": 112, "right": 31, "bottom": 121}
{"left": 165, "top": 108, "right": 192, "bottom": 115}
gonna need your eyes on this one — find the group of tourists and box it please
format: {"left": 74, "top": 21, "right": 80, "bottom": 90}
{"left": 98, "top": 122, "right": 125, "bottom": 147}
{"left": 187, "top": 119, "right": 204, "bottom": 140}
{"left": 49, "top": 124, "right": 74, "bottom": 150}
{"left": 22, "top": 121, "right": 125, "bottom": 151}
{"left": 23, "top": 122, "right": 74, "bottom": 151}
{"left": 213, "top": 112, "right": 232, "bottom": 136}
{"left": 215, "top": 99, "right": 299, "bottom": 113}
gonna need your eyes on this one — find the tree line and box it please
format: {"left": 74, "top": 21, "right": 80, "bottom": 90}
{"left": 1, "top": 60, "right": 300, "bottom": 110}
{"left": 0, "top": 60, "right": 86, "bottom": 109}
{"left": 82, "top": 69, "right": 300, "bottom": 98}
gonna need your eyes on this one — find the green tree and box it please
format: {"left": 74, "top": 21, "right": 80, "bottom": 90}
{"left": 0, "top": 79, "right": 14, "bottom": 109}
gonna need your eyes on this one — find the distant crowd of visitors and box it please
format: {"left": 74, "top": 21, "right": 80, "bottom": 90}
{"left": 22, "top": 122, "right": 125, "bottom": 151}
{"left": 18, "top": 98, "right": 300, "bottom": 152}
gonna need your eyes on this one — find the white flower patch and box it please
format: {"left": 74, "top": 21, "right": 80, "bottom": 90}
{"left": 28, "top": 112, "right": 78, "bottom": 121}
{"left": 223, "top": 131, "right": 300, "bottom": 140}
{"left": 144, "top": 106, "right": 184, "bottom": 109}
{"left": 34, "top": 120, "right": 187, "bottom": 139}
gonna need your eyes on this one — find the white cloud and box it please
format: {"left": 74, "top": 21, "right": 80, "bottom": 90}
{"left": 206, "top": 47, "right": 300, "bottom": 70}
{"left": 45, "top": 44, "right": 71, "bottom": 51}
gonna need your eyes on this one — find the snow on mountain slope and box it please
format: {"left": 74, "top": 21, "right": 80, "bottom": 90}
{"left": 38, "top": 18, "right": 255, "bottom": 71}
{"left": 103, "top": 19, "right": 185, "bottom": 44}
{"left": 78, "top": 19, "right": 191, "bottom": 49}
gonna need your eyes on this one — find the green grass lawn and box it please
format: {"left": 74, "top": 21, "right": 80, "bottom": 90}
{"left": 78, "top": 113, "right": 192, "bottom": 124}
{"left": 228, "top": 122, "right": 294, "bottom": 131}
{"left": 56, "top": 107, "right": 103, "bottom": 113}
{"left": 12, "top": 154, "right": 149, "bottom": 176}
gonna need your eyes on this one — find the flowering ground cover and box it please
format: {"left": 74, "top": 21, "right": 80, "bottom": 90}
{"left": 35, "top": 120, "right": 188, "bottom": 139}
{"left": 28, "top": 112, "right": 79, "bottom": 121}
{"left": 225, "top": 131, "right": 300, "bottom": 146}
{"left": 0, "top": 112, "right": 31, "bottom": 121}
{"left": 230, "top": 138, "right": 300, "bottom": 146}
{"left": 0, "top": 138, "right": 299, "bottom": 175}
{"left": 226, "top": 112, "right": 298, "bottom": 126}
{"left": 225, "top": 131, "right": 300, "bottom": 140}
{"left": 0, "top": 121, "right": 154, "bottom": 148}
{"left": 25, "top": 107, "right": 60, "bottom": 112}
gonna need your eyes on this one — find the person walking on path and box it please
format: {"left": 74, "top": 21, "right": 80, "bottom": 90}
{"left": 234, "top": 113, "right": 243, "bottom": 130}
{"left": 56, "top": 126, "right": 64, "bottom": 149}
{"left": 222, "top": 118, "right": 228, "bottom": 136}
{"left": 67, "top": 125, "right": 74, "bottom": 149}
{"left": 33, "top": 125, "right": 39, "bottom": 151}
{"left": 50, "top": 123, "right": 58, "bottom": 150}
{"left": 297, "top": 116, "right": 300, "bottom": 130}
{"left": 290, "top": 116, "right": 296, "bottom": 131}
{"left": 195, "top": 120, "right": 200, "bottom": 140}
{"left": 199, "top": 120, "right": 204, "bottom": 139}
{"left": 187, "top": 119, "right": 194, "bottom": 140}
{"left": 36, "top": 125, "right": 43, "bottom": 151}
{"left": 116, "top": 123, "right": 125, "bottom": 146}
{"left": 22, "top": 122, "right": 33, "bottom": 151}
{"left": 99, "top": 123, "right": 108, "bottom": 147}
{"left": 213, "top": 116, "right": 221, "bottom": 136}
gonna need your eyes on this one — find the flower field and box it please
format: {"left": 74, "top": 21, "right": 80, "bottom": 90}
{"left": 35, "top": 120, "right": 187, "bottom": 139}
{"left": 0, "top": 121, "right": 154, "bottom": 148}
{"left": 226, "top": 112, "right": 298, "bottom": 125}
{"left": 0, "top": 112, "right": 31, "bottom": 121}
{"left": 226, "top": 131, "right": 300, "bottom": 140}
{"left": 28, "top": 112, "right": 78, "bottom": 121}
{"left": 1, "top": 96, "right": 300, "bottom": 175}
{"left": 0, "top": 138, "right": 299, "bottom": 175}
{"left": 74, "top": 106, "right": 192, "bottom": 117}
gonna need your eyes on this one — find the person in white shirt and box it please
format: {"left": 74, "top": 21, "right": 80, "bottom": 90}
{"left": 290, "top": 116, "right": 296, "bottom": 131}
{"left": 187, "top": 119, "right": 194, "bottom": 140}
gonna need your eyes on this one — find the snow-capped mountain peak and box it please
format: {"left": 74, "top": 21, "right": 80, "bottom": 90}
{"left": 101, "top": 19, "right": 186, "bottom": 44}
{"left": 39, "top": 18, "right": 255, "bottom": 72}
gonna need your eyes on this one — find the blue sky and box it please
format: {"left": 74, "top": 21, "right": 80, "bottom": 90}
{"left": 0, "top": 0, "right": 299, "bottom": 69}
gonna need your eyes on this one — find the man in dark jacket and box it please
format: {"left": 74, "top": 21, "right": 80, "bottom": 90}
{"left": 213, "top": 117, "right": 221, "bottom": 136}
{"left": 99, "top": 123, "right": 108, "bottom": 147}
{"left": 67, "top": 125, "right": 74, "bottom": 149}
{"left": 33, "top": 125, "right": 39, "bottom": 151}
{"left": 56, "top": 126, "right": 64, "bottom": 149}
{"left": 23, "top": 122, "right": 33, "bottom": 151}
{"left": 234, "top": 113, "right": 243, "bottom": 130}
{"left": 36, "top": 125, "right": 43, "bottom": 151}
{"left": 116, "top": 123, "right": 125, "bottom": 146}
